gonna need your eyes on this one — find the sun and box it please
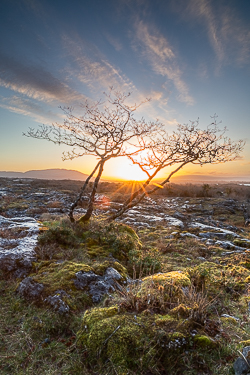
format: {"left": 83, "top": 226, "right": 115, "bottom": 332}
{"left": 113, "top": 158, "right": 147, "bottom": 181}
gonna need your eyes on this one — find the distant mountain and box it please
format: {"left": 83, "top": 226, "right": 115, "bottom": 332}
{"left": 170, "top": 174, "right": 250, "bottom": 183}
{"left": 0, "top": 169, "right": 91, "bottom": 181}
{"left": 0, "top": 169, "right": 249, "bottom": 184}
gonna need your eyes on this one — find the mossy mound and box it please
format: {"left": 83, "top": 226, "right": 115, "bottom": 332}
{"left": 142, "top": 271, "right": 191, "bottom": 286}
{"left": 77, "top": 306, "right": 157, "bottom": 373}
{"left": 37, "top": 220, "right": 141, "bottom": 264}
{"left": 32, "top": 261, "right": 93, "bottom": 310}
{"left": 115, "top": 272, "right": 192, "bottom": 314}
{"left": 193, "top": 335, "right": 217, "bottom": 348}
{"left": 77, "top": 305, "right": 218, "bottom": 374}
{"left": 84, "top": 222, "right": 142, "bottom": 261}
{"left": 38, "top": 223, "right": 80, "bottom": 247}
{"left": 30, "top": 260, "right": 129, "bottom": 311}
{"left": 32, "top": 260, "right": 93, "bottom": 294}
{"left": 188, "top": 261, "right": 250, "bottom": 293}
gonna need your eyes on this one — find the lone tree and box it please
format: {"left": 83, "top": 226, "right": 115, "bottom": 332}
{"left": 24, "top": 90, "right": 160, "bottom": 222}
{"left": 109, "top": 116, "right": 245, "bottom": 220}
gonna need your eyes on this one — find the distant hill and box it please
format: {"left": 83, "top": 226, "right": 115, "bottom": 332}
{"left": 0, "top": 169, "right": 249, "bottom": 184}
{"left": 170, "top": 174, "right": 250, "bottom": 184}
{"left": 0, "top": 169, "right": 91, "bottom": 181}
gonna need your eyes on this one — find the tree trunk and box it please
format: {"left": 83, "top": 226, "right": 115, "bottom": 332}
{"left": 108, "top": 161, "right": 188, "bottom": 221}
{"left": 69, "top": 161, "right": 101, "bottom": 222}
{"left": 77, "top": 161, "right": 105, "bottom": 223}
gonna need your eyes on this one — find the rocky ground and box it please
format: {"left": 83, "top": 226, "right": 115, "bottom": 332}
{"left": 1, "top": 177, "right": 250, "bottom": 374}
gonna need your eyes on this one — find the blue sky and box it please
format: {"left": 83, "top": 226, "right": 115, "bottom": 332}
{"left": 0, "top": 0, "right": 249, "bottom": 180}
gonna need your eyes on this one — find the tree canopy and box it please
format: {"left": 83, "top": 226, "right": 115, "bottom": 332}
{"left": 110, "top": 116, "right": 245, "bottom": 220}
{"left": 24, "top": 91, "right": 244, "bottom": 222}
{"left": 24, "top": 90, "right": 160, "bottom": 222}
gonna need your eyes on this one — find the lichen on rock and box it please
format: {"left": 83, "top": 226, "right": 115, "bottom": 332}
{"left": 17, "top": 277, "right": 44, "bottom": 300}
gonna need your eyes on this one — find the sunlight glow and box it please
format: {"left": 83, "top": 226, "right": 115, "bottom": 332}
{"left": 113, "top": 159, "right": 147, "bottom": 181}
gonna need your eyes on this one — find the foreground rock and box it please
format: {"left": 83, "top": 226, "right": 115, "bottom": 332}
{"left": 17, "top": 277, "right": 44, "bottom": 300}
{"left": 0, "top": 215, "right": 39, "bottom": 276}
{"left": 234, "top": 346, "right": 250, "bottom": 375}
{"left": 74, "top": 267, "right": 123, "bottom": 303}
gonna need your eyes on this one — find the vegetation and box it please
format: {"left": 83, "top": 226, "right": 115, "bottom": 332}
{"left": 1, "top": 177, "right": 250, "bottom": 374}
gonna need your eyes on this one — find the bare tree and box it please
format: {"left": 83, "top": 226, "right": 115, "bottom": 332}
{"left": 24, "top": 90, "right": 160, "bottom": 222}
{"left": 109, "top": 116, "right": 245, "bottom": 220}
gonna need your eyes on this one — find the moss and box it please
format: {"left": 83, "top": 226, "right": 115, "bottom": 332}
{"left": 86, "top": 238, "right": 99, "bottom": 247}
{"left": 188, "top": 261, "right": 250, "bottom": 293}
{"left": 81, "top": 305, "right": 119, "bottom": 331}
{"left": 32, "top": 261, "right": 93, "bottom": 295}
{"left": 233, "top": 239, "right": 250, "bottom": 248}
{"left": 78, "top": 308, "right": 158, "bottom": 373}
{"left": 221, "top": 317, "right": 239, "bottom": 326}
{"left": 92, "top": 260, "right": 128, "bottom": 279}
{"left": 155, "top": 314, "right": 177, "bottom": 327}
{"left": 87, "top": 245, "right": 109, "bottom": 258}
{"left": 77, "top": 304, "right": 209, "bottom": 373}
{"left": 85, "top": 222, "right": 142, "bottom": 262}
{"left": 169, "top": 304, "right": 191, "bottom": 319}
{"left": 193, "top": 335, "right": 217, "bottom": 348}
{"left": 239, "top": 340, "right": 250, "bottom": 346}
{"left": 143, "top": 271, "right": 191, "bottom": 287}
{"left": 38, "top": 224, "right": 80, "bottom": 247}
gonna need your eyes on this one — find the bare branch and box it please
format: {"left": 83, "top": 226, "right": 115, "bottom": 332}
{"left": 109, "top": 116, "right": 245, "bottom": 220}
{"left": 24, "top": 90, "right": 158, "bottom": 222}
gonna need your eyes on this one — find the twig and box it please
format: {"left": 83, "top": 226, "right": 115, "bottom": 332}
{"left": 99, "top": 325, "right": 121, "bottom": 356}
{"left": 237, "top": 350, "right": 250, "bottom": 369}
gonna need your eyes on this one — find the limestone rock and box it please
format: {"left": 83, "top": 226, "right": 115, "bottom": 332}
{"left": 17, "top": 277, "right": 44, "bottom": 300}
{"left": 234, "top": 346, "right": 250, "bottom": 375}
{"left": 0, "top": 215, "right": 39, "bottom": 274}
{"left": 44, "top": 290, "right": 70, "bottom": 314}
{"left": 74, "top": 267, "right": 123, "bottom": 303}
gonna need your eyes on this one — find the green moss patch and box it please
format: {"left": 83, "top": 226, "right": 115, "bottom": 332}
{"left": 33, "top": 261, "right": 93, "bottom": 295}
{"left": 77, "top": 305, "right": 220, "bottom": 374}
{"left": 143, "top": 271, "right": 191, "bottom": 286}
{"left": 92, "top": 260, "right": 128, "bottom": 279}
{"left": 193, "top": 335, "right": 217, "bottom": 348}
{"left": 188, "top": 261, "right": 250, "bottom": 293}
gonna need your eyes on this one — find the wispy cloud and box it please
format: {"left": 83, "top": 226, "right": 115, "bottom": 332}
{"left": 220, "top": 7, "right": 250, "bottom": 67}
{"left": 177, "top": 0, "right": 250, "bottom": 68}
{"left": 0, "top": 95, "right": 61, "bottom": 124}
{"left": 187, "top": 0, "right": 224, "bottom": 63}
{"left": 133, "top": 20, "right": 194, "bottom": 105}
{"left": 0, "top": 52, "right": 86, "bottom": 105}
{"left": 62, "top": 34, "right": 135, "bottom": 94}
{"left": 105, "top": 33, "right": 123, "bottom": 51}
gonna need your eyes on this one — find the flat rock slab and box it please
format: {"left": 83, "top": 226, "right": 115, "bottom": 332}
{"left": 0, "top": 215, "right": 40, "bottom": 273}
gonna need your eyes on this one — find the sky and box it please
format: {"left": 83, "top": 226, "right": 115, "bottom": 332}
{"left": 0, "top": 0, "right": 250, "bottom": 181}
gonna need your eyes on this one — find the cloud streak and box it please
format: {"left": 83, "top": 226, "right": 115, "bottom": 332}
{"left": 0, "top": 52, "right": 86, "bottom": 105}
{"left": 62, "top": 34, "right": 135, "bottom": 94}
{"left": 178, "top": 0, "right": 250, "bottom": 68}
{"left": 0, "top": 95, "right": 61, "bottom": 124}
{"left": 133, "top": 20, "right": 194, "bottom": 105}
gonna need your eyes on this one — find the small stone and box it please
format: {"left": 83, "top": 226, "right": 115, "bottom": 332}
{"left": 234, "top": 346, "right": 250, "bottom": 375}
{"left": 17, "top": 277, "right": 44, "bottom": 300}
{"left": 45, "top": 291, "right": 70, "bottom": 314}
{"left": 221, "top": 313, "right": 240, "bottom": 322}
